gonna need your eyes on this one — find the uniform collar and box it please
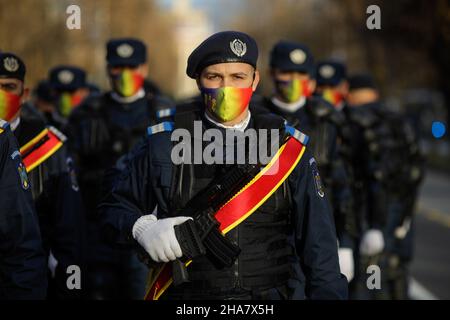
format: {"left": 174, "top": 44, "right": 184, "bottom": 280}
{"left": 204, "top": 110, "right": 251, "bottom": 132}
{"left": 10, "top": 116, "right": 21, "bottom": 131}
{"left": 335, "top": 101, "right": 345, "bottom": 112}
{"left": 271, "top": 96, "right": 306, "bottom": 113}
{"left": 110, "top": 88, "right": 145, "bottom": 104}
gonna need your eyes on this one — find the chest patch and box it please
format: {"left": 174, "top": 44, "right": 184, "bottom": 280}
{"left": 17, "top": 162, "right": 30, "bottom": 190}
{"left": 309, "top": 158, "right": 325, "bottom": 198}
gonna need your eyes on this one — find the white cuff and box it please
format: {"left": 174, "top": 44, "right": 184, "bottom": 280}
{"left": 132, "top": 214, "right": 157, "bottom": 241}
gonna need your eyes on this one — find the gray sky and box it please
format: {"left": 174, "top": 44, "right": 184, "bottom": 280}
{"left": 157, "top": 0, "right": 243, "bottom": 30}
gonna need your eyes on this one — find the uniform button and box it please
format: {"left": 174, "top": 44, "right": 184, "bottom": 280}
{"left": 234, "top": 271, "right": 239, "bottom": 276}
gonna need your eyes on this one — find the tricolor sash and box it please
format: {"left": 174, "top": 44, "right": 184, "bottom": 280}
{"left": 20, "top": 127, "right": 64, "bottom": 172}
{"left": 144, "top": 136, "right": 306, "bottom": 300}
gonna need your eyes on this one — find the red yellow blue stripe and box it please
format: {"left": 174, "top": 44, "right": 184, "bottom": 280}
{"left": 0, "top": 90, "right": 21, "bottom": 121}
{"left": 202, "top": 86, "right": 253, "bottom": 122}
{"left": 144, "top": 136, "right": 306, "bottom": 300}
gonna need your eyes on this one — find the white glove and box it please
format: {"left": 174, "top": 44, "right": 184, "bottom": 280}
{"left": 394, "top": 218, "right": 411, "bottom": 239}
{"left": 338, "top": 248, "right": 354, "bottom": 282}
{"left": 132, "top": 214, "right": 192, "bottom": 263}
{"left": 48, "top": 251, "right": 58, "bottom": 278}
{"left": 359, "top": 229, "right": 385, "bottom": 256}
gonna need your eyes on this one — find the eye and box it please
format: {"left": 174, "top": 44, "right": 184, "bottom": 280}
{"left": 207, "top": 74, "right": 219, "bottom": 80}
{"left": 2, "top": 84, "right": 17, "bottom": 91}
{"left": 233, "top": 74, "right": 245, "bottom": 80}
{"left": 110, "top": 67, "right": 122, "bottom": 75}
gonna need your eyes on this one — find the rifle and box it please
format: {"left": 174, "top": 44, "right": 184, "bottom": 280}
{"left": 171, "top": 163, "right": 261, "bottom": 285}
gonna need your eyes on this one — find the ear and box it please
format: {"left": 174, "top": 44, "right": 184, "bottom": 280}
{"left": 308, "top": 79, "right": 316, "bottom": 94}
{"left": 340, "top": 80, "right": 350, "bottom": 97}
{"left": 78, "top": 87, "right": 90, "bottom": 99}
{"left": 21, "top": 87, "right": 30, "bottom": 103}
{"left": 195, "top": 77, "right": 202, "bottom": 91}
{"left": 252, "top": 70, "right": 260, "bottom": 91}
{"left": 138, "top": 63, "right": 149, "bottom": 78}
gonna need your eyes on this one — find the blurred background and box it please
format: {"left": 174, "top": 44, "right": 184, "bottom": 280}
{"left": 1, "top": 0, "right": 449, "bottom": 299}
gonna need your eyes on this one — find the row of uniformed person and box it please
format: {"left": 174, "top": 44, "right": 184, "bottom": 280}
{"left": 0, "top": 53, "right": 85, "bottom": 299}
{"left": 0, "top": 38, "right": 175, "bottom": 299}
{"left": 1, "top": 31, "right": 423, "bottom": 300}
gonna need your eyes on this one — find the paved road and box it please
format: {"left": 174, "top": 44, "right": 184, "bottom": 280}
{"left": 410, "top": 170, "right": 450, "bottom": 299}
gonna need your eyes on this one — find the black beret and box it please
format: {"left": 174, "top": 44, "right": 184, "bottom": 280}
{"left": 348, "top": 73, "right": 377, "bottom": 90}
{"left": 0, "top": 52, "right": 26, "bottom": 81}
{"left": 186, "top": 31, "right": 258, "bottom": 79}
{"left": 106, "top": 38, "right": 147, "bottom": 67}
{"left": 270, "top": 41, "right": 314, "bottom": 74}
{"left": 49, "top": 65, "right": 87, "bottom": 91}
{"left": 34, "top": 80, "right": 54, "bottom": 102}
{"left": 316, "top": 60, "right": 347, "bottom": 86}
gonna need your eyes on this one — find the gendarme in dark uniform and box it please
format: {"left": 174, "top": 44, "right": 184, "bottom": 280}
{"left": 253, "top": 42, "right": 356, "bottom": 282}
{"left": 313, "top": 61, "right": 365, "bottom": 282}
{"left": 347, "top": 74, "right": 425, "bottom": 299}
{"left": 48, "top": 66, "right": 90, "bottom": 130}
{"left": 99, "top": 31, "right": 348, "bottom": 300}
{"left": 66, "top": 38, "right": 175, "bottom": 299}
{"left": 314, "top": 61, "right": 360, "bottom": 181}
{"left": 0, "top": 52, "right": 86, "bottom": 300}
{"left": 0, "top": 119, "right": 47, "bottom": 299}
{"left": 66, "top": 39, "right": 175, "bottom": 217}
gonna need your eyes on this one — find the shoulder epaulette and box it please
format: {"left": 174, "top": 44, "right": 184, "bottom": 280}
{"left": 156, "top": 107, "right": 176, "bottom": 119}
{"left": 47, "top": 126, "right": 67, "bottom": 143}
{"left": 20, "top": 126, "right": 65, "bottom": 172}
{"left": 147, "top": 121, "right": 174, "bottom": 137}
{"left": 0, "top": 118, "right": 10, "bottom": 133}
{"left": 285, "top": 125, "right": 309, "bottom": 145}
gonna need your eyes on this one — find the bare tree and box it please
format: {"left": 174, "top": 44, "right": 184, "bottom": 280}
{"left": 0, "top": 0, "right": 178, "bottom": 95}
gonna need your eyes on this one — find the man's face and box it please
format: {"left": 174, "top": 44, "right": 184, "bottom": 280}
{"left": 315, "top": 81, "right": 349, "bottom": 107}
{"left": 0, "top": 78, "right": 25, "bottom": 97}
{"left": 197, "top": 62, "right": 259, "bottom": 91}
{"left": 0, "top": 77, "right": 28, "bottom": 122}
{"left": 347, "top": 88, "right": 379, "bottom": 106}
{"left": 55, "top": 87, "right": 90, "bottom": 117}
{"left": 272, "top": 69, "right": 315, "bottom": 89}
{"left": 315, "top": 81, "right": 349, "bottom": 97}
{"left": 57, "top": 87, "right": 89, "bottom": 100}
{"left": 108, "top": 63, "right": 147, "bottom": 96}
{"left": 108, "top": 63, "right": 148, "bottom": 78}
{"left": 272, "top": 69, "right": 307, "bottom": 82}
{"left": 271, "top": 69, "right": 316, "bottom": 103}
{"left": 0, "top": 77, "right": 28, "bottom": 104}
{"left": 197, "top": 63, "right": 259, "bottom": 124}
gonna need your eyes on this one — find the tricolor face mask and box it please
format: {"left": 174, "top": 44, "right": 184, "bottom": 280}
{"left": 0, "top": 89, "right": 21, "bottom": 121}
{"left": 321, "top": 88, "right": 345, "bottom": 107}
{"left": 112, "top": 69, "right": 144, "bottom": 97}
{"left": 201, "top": 86, "right": 253, "bottom": 122}
{"left": 58, "top": 92, "right": 83, "bottom": 118}
{"left": 275, "top": 78, "right": 312, "bottom": 103}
